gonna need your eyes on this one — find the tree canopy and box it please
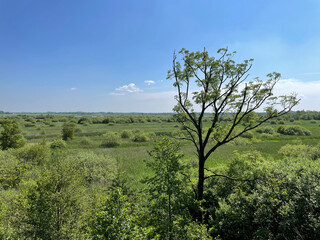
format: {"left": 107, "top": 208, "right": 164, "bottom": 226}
{"left": 167, "top": 47, "right": 299, "bottom": 221}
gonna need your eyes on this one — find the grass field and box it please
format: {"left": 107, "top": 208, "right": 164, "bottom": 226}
{"left": 11, "top": 116, "right": 320, "bottom": 186}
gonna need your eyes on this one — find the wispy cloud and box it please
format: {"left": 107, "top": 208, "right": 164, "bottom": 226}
{"left": 144, "top": 80, "right": 155, "bottom": 85}
{"left": 298, "top": 72, "right": 320, "bottom": 76}
{"left": 70, "top": 88, "right": 77, "bottom": 91}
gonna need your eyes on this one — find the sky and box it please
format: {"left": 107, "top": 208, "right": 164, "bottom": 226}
{"left": 0, "top": 0, "right": 320, "bottom": 112}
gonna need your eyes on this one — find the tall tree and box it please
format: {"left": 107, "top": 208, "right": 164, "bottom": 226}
{"left": 167, "top": 48, "right": 299, "bottom": 221}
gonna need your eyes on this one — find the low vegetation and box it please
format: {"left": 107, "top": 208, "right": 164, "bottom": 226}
{"left": 0, "top": 111, "right": 319, "bottom": 239}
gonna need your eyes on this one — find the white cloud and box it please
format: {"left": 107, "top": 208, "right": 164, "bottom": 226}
{"left": 110, "top": 92, "right": 125, "bottom": 96}
{"left": 298, "top": 72, "right": 320, "bottom": 76}
{"left": 273, "top": 79, "right": 320, "bottom": 110}
{"left": 115, "top": 83, "right": 142, "bottom": 93}
{"left": 144, "top": 80, "right": 155, "bottom": 85}
{"left": 70, "top": 88, "right": 77, "bottom": 91}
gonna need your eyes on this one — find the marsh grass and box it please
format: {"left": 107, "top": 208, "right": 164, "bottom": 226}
{"left": 17, "top": 119, "right": 320, "bottom": 186}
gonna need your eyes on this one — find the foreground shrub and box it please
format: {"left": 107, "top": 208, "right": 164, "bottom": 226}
{"left": 0, "top": 151, "right": 25, "bottom": 189}
{"left": 279, "top": 143, "right": 320, "bottom": 160}
{"left": 143, "top": 137, "right": 210, "bottom": 239}
{"left": 67, "top": 151, "right": 116, "bottom": 186}
{"left": 210, "top": 152, "right": 320, "bottom": 240}
{"left": 101, "top": 132, "right": 120, "bottom": 148}
{"left": 89, "top": 187, "right": 147, "bottom": 240}
{"left": 17, "top": 155, "right": 86, "bottom": 239}
{"left": 14, "top": 142, "right": 50, "bottom": 165}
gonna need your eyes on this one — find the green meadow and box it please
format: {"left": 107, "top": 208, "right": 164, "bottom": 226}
{"left": 14, "top": 114, "right": 320, "bottom": 184}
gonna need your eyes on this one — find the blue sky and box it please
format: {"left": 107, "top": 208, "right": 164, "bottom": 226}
{"left": 0, "top": 0, "right": 320, "bottom": 112}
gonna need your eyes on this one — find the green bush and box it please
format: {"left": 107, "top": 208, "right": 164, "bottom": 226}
{"left": 230, "top": 137, "right": 250, "bottom": 145}
{"left": 50, "top": 139, "right": 66, "bottom": 150}
{"left": 120, "top": 130, "right": 132, "bottom": 139}
{"left": 101, "top": 132, "right": 120, "bottom": 148}
{"left": 66, "top": 151, "right": 116, "bottom": 186}
{"left": 0, "top": 151, "right": 25, "bottom": 189}
{"left": 0, "top": 119, "right": 26, "bottom": 150}
{"left": 19, "top": 155, "right": 85, "bottom": 239}
{"left": 210, "top": 152, "right": 320, "bottom": 239}
{"left": 132, "top": 130, "right": 149, "bottom": 142}
{"left": 279, "top": 143, "right": 320, "bottom": 160}
{"left": 78, "top": 117, "right": 92, "bottom": 125}
{"left": 240, "top": 131, "right": 254, "bottom": 139}
{"left": 14, "top": 143, "right": 50, "bottom": 165}
{"left": 62, "top": 122, "right": 76, "bottom": 140}
{"left": 277, "top": 125, "right": 311, "bottom": 136}
{"left": 256, "top": 126, "right": 274, "bottom": 134}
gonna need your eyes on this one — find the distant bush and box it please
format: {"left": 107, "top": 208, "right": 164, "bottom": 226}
{"left": 310, "top": 120, "right": 317, "bottom": 124}
{"left": 277, "top": 125, "right": 311, "bottom": 136}
{"left": 79, "top": 138, "right": 92, "bottom": 147}
{"left": 230, "top": 137, "right": 250, "bottom": 145}
{"left": 270, "top": 120, "right": 277, "bottom": 125}
{"left": 62, "top": 122, "right": 76, "bottom": 140}
{"left": 50, "top": 139, "right": 66, "bottom": 150}
{"left": 75, "top": 128, "right": 82, "bottom": 133}
{"left": 101, "top": 132, "right": 120, "bottom": 148}
{"left": 256, "top": 127, "right": 274, "bottom": 135}
{"left": 132, "top": 131, "right": 149, "bottom": 142}
{"left": 278, "top": 120, "right": 285, "bottom": 124}
{"left": 120, "top": 130, "right": 132, "bottom": 139}
{"left": 24, "top": 123, "right": 35, "bottom": 127}
{"left": 78, "top": 117, "right": 92, "bottom": 125}
{"left": 240, "top": 131, "right": 254, "bottom": 139}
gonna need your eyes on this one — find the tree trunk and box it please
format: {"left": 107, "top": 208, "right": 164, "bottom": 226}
{"left": 196, "top": 156, "right": 205, "bottom": 222}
